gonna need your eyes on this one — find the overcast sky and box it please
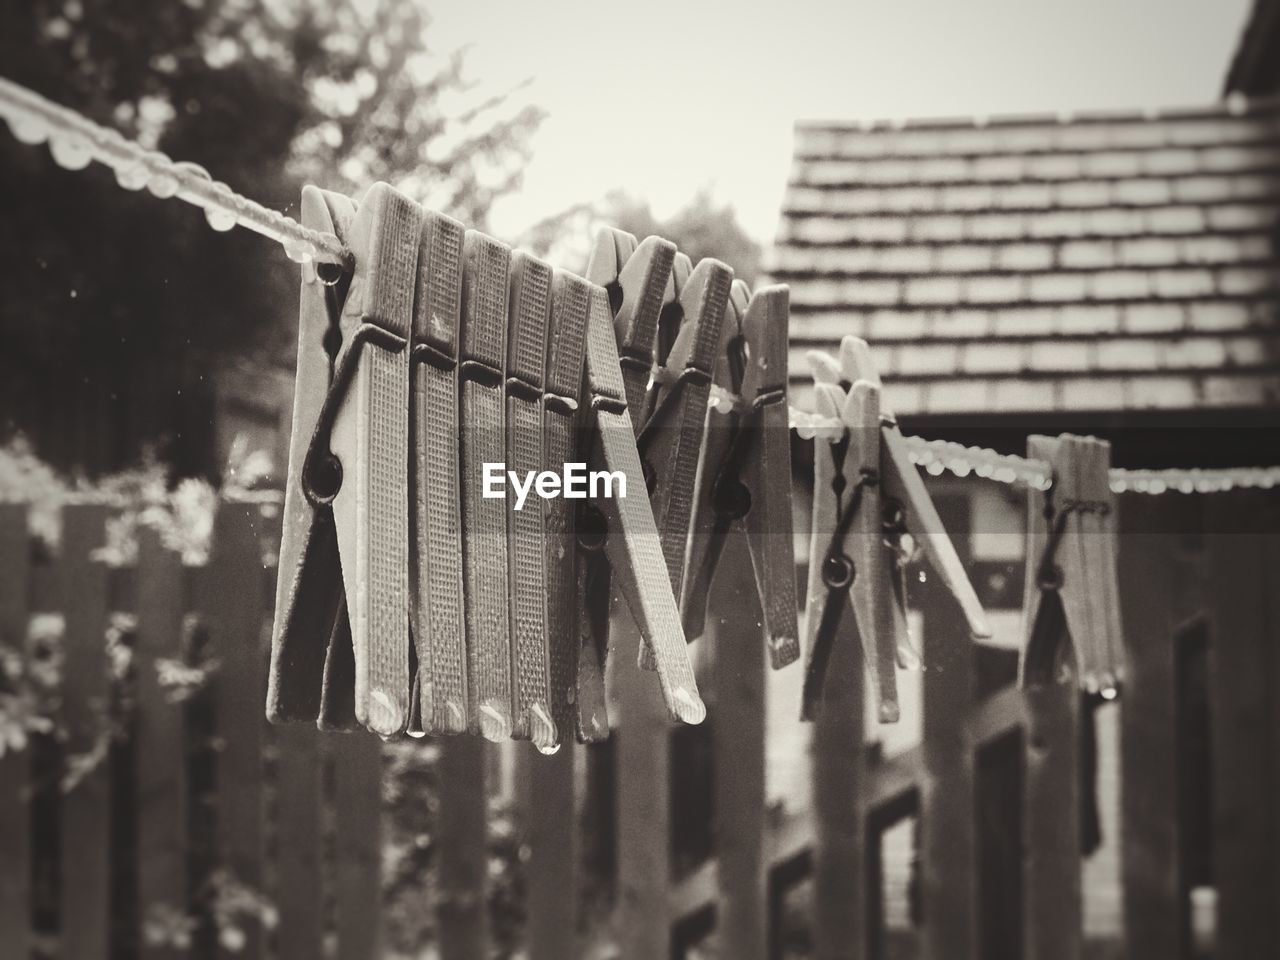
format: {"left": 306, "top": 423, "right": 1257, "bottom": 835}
{"left": 428, "top": 0, "right": 1253, "bottom": 244}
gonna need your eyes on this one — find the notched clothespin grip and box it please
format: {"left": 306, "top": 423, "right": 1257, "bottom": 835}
{"left": 410, "top": 209, "right": 469, "bottom": 735}
{"left": 682, "top": 280, "right": 800, "bottom": 669}
{"left": 1020, "top": 434, "right": 1125, "bottom": 696}
{"left": 543, "top": 270, "right": 592, "bottom": 743}
{"left": 458, "top": 231, "right": 515, "bottom": 742}
{"left": 505, "top": 251, "right": 560, "bottom": 753}
{"left": 803, "top": 336, "right": 991, "bottom": 723}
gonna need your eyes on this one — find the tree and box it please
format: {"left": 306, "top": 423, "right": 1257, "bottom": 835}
{"left": 524, "top": 189, "right": 763, "bottom": 287}
{"left": 0, "top": 0, "right": 542, "bottom": 478}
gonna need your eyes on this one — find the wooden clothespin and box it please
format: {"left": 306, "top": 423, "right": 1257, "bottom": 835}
{"left": 268, "top": 185, "right": 355, "bottom": 729}
{"left": 458, "top": 231, "right": 515, "bottom": 742}
{"left": 271, "top": 182, "right": 421, "bottom": 738}
{"left": 503, "top": 251, "right": 560, "bottom": 753}
{"left": 803, "top": 336, "right": 991, "bottom": 723}
{"left": 542, "top": 270, "right": 593, "bottom": 745}
{"left": 1020, "top": 434, "right": 1125, "bottom": 695}
{"left": 681, "top": 281, "right": 800, "bottom": 669}
{"left": 572, "top": 282, "right": 707, "bottom": 738}
{"left": 409, "top": 209, "right": 468, "bottom": 736}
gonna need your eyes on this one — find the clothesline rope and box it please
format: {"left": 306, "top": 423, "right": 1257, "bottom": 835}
{"left": 3, "top": 76, "right": 1278, "bottom": 497}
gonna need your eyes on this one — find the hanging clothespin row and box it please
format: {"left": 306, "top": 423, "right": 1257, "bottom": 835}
{"left": 1020, "top": 434, "right": 1125, "bottom": 696}
{"left": 457, "top": 231, "right": 516, "bottom": 742}
{"left": 408, "top": 209, "right": 468, "bottom": 737}
{"left": 802, "top": 336, "right": 991, "bottom": 723}
{"left": 572, "top": 234, "right": 707, "bottom": 740}
{"left": 681, "top": 280, "right": 800, "bottom": 669}
{"left": 269, "top": 182, "right": 421, "bottom": 738}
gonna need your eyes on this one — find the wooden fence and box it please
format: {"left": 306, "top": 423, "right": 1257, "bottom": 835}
{"left": 1, "top": 488, "right": 1278, "bottom": 958}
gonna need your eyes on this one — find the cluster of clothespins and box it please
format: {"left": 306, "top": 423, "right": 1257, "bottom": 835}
{"left": 267, "top": 183, "right": 800, "bottom": 752}
{"left": 796, "top": 338, "right": 1126, "bottom": 722}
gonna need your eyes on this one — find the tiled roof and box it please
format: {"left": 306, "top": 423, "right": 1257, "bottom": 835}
{"left": 769, "top": 100, "right": 1280, "bottom": 416}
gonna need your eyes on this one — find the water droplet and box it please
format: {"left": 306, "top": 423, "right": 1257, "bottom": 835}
{"left": 115, "top": 162, "right": 150, "bottom": 191}
{"left": 1084, "top": 674, "right": 1100, "bottom": 695}
{"left": 1100, "top": 685, "right": 1118, "bottom": 701}
{"left": 926, "top": 461, "right": 945, "bottom": 476}
{"left": 529, "top": 702, "right": 559, "bottom": 756}
{"left": 147, "top": 171, "right": 179, "bottom": 199}
{"left": 9, "top": 114, "right": 50, "bottom": 145}
{"left": 478, "top": 700, "right": 512, "bottom": 742}
{"left": 917, "top": 569, "right": 927, "bottom": 584}
{"left": 672, "top": 687, "right": 706, "bottom": 725}
{"left": 49, "top": 133, "right": 92, "bottom": 170}
{"left": 284, "top": 239, "right": 314, "bottom": 265}
{"left": 445, "top": 700, "right": 466, "bottom": 731}
{"left": 406, "top": 729, "right": 426, "bottom": 739}
{"left": 205, "top": 205, "right": 237, "bottom": 232}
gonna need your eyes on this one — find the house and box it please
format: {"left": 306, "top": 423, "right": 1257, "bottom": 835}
{"left": 761, "top": 7, "right": 1280, "bottom": 950}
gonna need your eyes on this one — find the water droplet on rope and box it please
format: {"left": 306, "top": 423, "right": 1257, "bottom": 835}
{"left": 917, "top": 569, "right": 927, "bottom": 583}
{"left": 284, "top": 239, "right": 314, "bottom": 265}
{"left": 147, "top": 171, "right": 179, "bottom": 198}
{"left": 49, "top": 133, "right": 92, "bottom": 170}
{"left": 204, "top": 205, "right": 236, "bottom": 232}
{"left": 114, "top": 162, "right": 150, "bottom": 191}
{"left": 406, "top": 729, "right": 426, "bottom": 739}
{"left": 529, "top": 702, "right": 560, "bottom": 755}
{"left": 10, "top": 114, "right": 50, "bottom": 145}
{"left": 478, "top": 700, "right": 512, "bottom": 742}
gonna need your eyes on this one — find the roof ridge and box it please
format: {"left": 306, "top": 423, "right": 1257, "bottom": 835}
{"left": 797, "top": 93, "right": 1280, "bottom": 133}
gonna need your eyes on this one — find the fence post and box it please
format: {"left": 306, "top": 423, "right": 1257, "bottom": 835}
{"left": 1205, "top": 490, "right": 1280, "bottom": 958}
{"left": 711, "top": 540, "right": 768, "bottom": 959}
{"left": 527, "top": 742, "right": 580, "bottom": 959}
{"left": 200, "top": 500, "right": 270, "bottom": 958}
{"left": 614, "top": 613, "right": 672, "bottom": 960}
{"left": 1022, "top": 672, "right": 1080, "bottom": 960}
{"left": 810, "top": 608, "right": 867, "bottom": 960}
{"left": 332, "top": 731, "right": 384, "bottom": 960}
{"left": 1119, "top": 493, "right": 1193, "bottom": 958}
{"left": 0, "top": 504, "right": 31, "bottom": 954}
{"left": 58, "top": 504, "right": 112, "bottom": 959}
{"left": 436, "top": 735, "right": 488, "bottom": 958}
{"left": 920, "top": 493, "right": 977, "bottom": 960}
{"left": 135, "top": 525, "right": 190, "bottom": 960}
{"left": 274, "top": 723, "right": 325, "bottom": 960}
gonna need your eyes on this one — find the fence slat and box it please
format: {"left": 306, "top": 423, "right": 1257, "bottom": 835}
{"left": 1206, "top": 491, "right": 1280, "bottom": 958}
{"left": 1119, "top": 494, "right": 1192, "bottom": 959}
{"left": 1022, "top": 677, "right": 1080, "bottom": 960}
{"left": 274, "top": 723, "right": 324, "bottom": 960}
{"left": 58, "top": 504, "right": 112, "bottom": 959}
{"left": 527, "top": 742, "right": 579, "bottom": 959}
{"left": 614, "top": 615, "right": 672, "bottom": 960}
{"left": 201, "top": 501, "right": 270, "bottom": 958}
{"left": 0, "top": 504, "right": 31, "bottom": 955}
{"left": 811, "top": 611, "right": 867, "bottom": 960}
{"left": 436, "top": 735, "right": 488, "bottom": 958}
{"left": 920, "top": 494, "right": 977, "bottom": 960}
{"left": 135, "top": 525, "right": 189, "bottom": 960}
{"left": 712, "top": 542, "right": 768, "bottom": 959}
{"left": 332, "top": 731, "right": 383, "bottom": 960}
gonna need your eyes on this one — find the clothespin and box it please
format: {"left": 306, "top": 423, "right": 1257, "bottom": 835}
{"left": 636, "top": 256, "right": 734, "bottom": 609}
{"left": 269, "top": 183, "right": 420, "bottom": 738}
{"left": 268, "top": 185, "right": 354, "bottom": 728}
{"left": 681, "top": 281, "right": 800, "bottom": 669}
{"left": 504, "top": 251, "right": 560, "bottom": 753}
{"left": 1020, "top": 434, "right": 1125, "bottom": 695}
{"left": 575, "top": 229, "right": 678, "bottom": 738}
{"left": 572, "top": 282, "right": 707, "bottom": 737}
{"left": 458, "top": 231, "right": 515, "bottom": 741}
{"left": 803, "top": 336, "right": 991, "bottom": 723}
{"left": 542, "top": 270, "right": 593, "bottom": 743}
{"left": 409, "top": 210, "right": 468, "bottom": 735}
